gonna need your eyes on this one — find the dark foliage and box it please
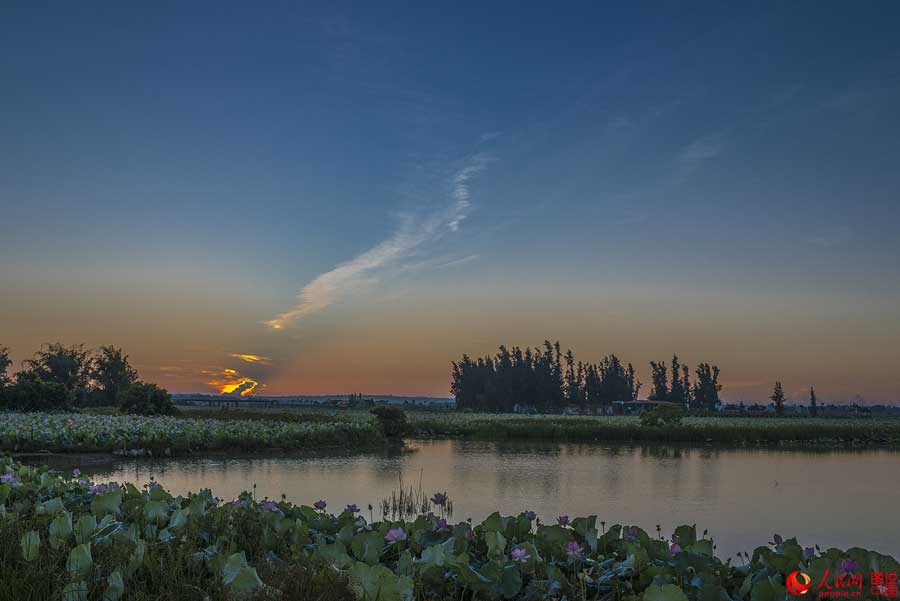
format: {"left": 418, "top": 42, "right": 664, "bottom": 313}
{"left": 370, "top": 406, "right": 408, "bottom": 438}
{"left": 451, "top": 341, "right": 639, "bottom": 412}
{"left": 91, "top": 345, "right": 139, "bottom": 405}
{"left": 639, "top": 403, "right": 685, "bottom": 427}
{"left": 118, "top": 381, "right": 177, "bottom": 415}
{"left": 0, "top": 371, "right": 71, "bottom": 411}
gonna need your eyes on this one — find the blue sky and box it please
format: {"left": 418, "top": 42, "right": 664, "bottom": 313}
{"left": 2, "top": 2, "right": 899, "bottom": 400}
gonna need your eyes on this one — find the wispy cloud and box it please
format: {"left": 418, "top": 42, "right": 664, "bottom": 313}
{"left": 229, "top": 353, "right": 272, "bottom": 365}
{"left": 678, "top": 133, "right": 726, "bottom": 163}
{"left": 266, "top": 154, "right": 491, "bottom": 330}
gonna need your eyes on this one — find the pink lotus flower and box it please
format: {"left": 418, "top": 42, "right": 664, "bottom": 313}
{"left": 385, "top": 528, "right": 407, "bottom": 544}
{"left": 511, "top": 547, "right": 531, "bottom": 562}
{"left": 557, "top": 515, "right": 570, "bottom": 526}
{"left": 313, "top": 500, "right": 327, "bottom": 511}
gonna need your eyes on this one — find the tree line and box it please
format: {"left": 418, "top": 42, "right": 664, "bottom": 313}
{"left": 0, "top": 343, "right": 174, "bottom": 414}
{"left": 451, "top": 342, "right": 722, "bottom": 413}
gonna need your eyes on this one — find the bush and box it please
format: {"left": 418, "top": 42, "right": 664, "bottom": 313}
{"left": 371, "top": 406, "right": 408, "bottom": 438}
{"left": 0, "top": 372, "right": 71, "bottom": 411}
{"left": 118, "top": 381, "right": 177, "bottom": 415}
{"left": 639, "top": 403, "right": 684, "bottom": 428}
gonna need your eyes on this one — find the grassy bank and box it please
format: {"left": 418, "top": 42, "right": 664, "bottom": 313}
{"left": 177, "top": 406, "right": 900, "bottom": 446}
{"left": 0, "top": 412, "right": 381, "bottom": 455}
{"left": 406, "top": 412, "right": 900, "bottom": 446}
{"left": 4, "top": 409, "right": 899, "bottom": 455}
{"left": 2, "top": 455, "right": 896, "bottom": 601}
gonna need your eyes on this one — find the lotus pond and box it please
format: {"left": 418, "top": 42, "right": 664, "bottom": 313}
{"left": 0, "top": 412, "right": 380, "bottom": 454}
{"left": 3, "top": 454, "right": 898, "bottom": 601}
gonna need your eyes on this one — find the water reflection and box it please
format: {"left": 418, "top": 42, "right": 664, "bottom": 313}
{"left": 72, "top": 440, "right": 900, "bottom": 558}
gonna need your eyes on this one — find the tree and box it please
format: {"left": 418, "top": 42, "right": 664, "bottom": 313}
{"left": 25, "top": 343, "right": 92, "bottom": 404}
{"left": 648, "top": 361, "right": 668, "bottom": 402}
{"left": 692, "top": 363, "right": 722, "bottom": 412}
{"left": 0, "top": 345, "right": 11, "bottom": 389}
{"left": 3, "top": 370, "right": 71, "bottom": 411}
{"left": 770, "top": 381, "right": 786, "bottom": 417}
{"left": 564, "top": 350, "right": 582, "bottom": 407}
{"left": 668, "top": 355, "right": 688, "bottom": 408}
{"left": 118, "top": 381, "right": 176, "bottom": 415}
{"left": 92, "top": 346, "right": 139, "bottom": 405}
{"left": 809, "top": 386, "right": 817, "bottom": 418}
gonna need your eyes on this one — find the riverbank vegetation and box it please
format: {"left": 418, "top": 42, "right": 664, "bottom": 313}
{"left": 408, "top": 412, "right": 900, "bottom": 446}
{"left": 0, "top": 413, "right": 380, "bottom": 455}
{"left": 2, "top": 409, "right": 898, "bottom": 454}
{"left": 1, "top": 455, "right": 896, "bottom": 601}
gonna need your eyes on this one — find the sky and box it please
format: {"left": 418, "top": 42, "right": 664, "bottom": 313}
{"left": 2, "top": 2, "right": 899, "bottom": 402}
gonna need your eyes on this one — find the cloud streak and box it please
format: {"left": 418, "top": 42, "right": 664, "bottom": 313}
{"left": 266, "top": 155, "right": 490, "bottom": 330}
{"left": 229, "top": 353, "right": 272, "bottom": 365}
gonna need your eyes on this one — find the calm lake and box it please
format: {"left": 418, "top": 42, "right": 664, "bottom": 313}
{"left": 79, "top": 440, "right": 900, "bottom": 558}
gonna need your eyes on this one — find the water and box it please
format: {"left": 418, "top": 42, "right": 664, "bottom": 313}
{"left": 78, "top": 440, "right": 900, "bottom": 558}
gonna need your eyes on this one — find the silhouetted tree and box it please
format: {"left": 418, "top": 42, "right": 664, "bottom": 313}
{"left": 564, "top": 350, "right": 583, "bottom": 407}
{"left": 0, "top": 345, "right": 11, "bottom": 389}
{"left": 451, "top": 343, "right": 642, "bottom": 413}
{"left": 770, "top": 381, "right": 786, "bottom": 416}
{"left": 692, "top": 363, "right": 721, "bottom": 411}
{"left": 809, "top": 386, "right": 817, "bottom": 418}
{"left": 668, "top": 355, "right": 688, "bottom": 408}
{"left": 25, "top": 343, "right": 92, "bottom": 404}
{"left": 648, "top": 361, "right": 668, "bottom": 402}
{"left": 92, "top": 346, "right": 139, "bottom": 405}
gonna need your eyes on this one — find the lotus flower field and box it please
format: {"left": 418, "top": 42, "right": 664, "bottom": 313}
{"left": 2, "top": 456, "right": 897, "bottom": 600}
{"left": 0, "top": 412, "right": 380, "bottom": 454}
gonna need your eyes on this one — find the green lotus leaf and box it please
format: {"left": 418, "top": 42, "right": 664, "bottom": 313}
{"left": 351, "top": 531, "right": 384, "bottom": 565}
{"left": 317, "top": 541, "right": 355, "bottom": 569}
{"left": 125, "top": 540, "right": 147, "bottom": 578}
{"left": 644, "top": 583, "right": 689, "bottom": 601}
{"left": 143, "top": 500, "right": 169, "bottom": 525}
{"left": 75, "top": 514, "right": 97, "bottom": 545}
{"left": 103, "top": 570, "right": 125, "bottom": 601}
{"left": 222, "top": 552, "right": 263, "bottom": 592}
{"left": 485, "top": 530, "right": 507, "bottom": 560}
{"left": 37, "top": 496, "right": 65, "bottom": 516}
{"left": 91, "top": 491, "right": 122, "bottom": 517}
{"left": 168, "top": 508, "right": 188, "bottom": 529}
{"left": 673, "top": 525, "right": 697, "bottom": 547}
{"left": 66, "top": 542, "right": 93, "bottom": 578}
{"left": 62, "top": 581, "right": 88, "bottom": 601}
{"left": 348, "top": 561, "right": 413, "bottom": 601}
{"left": 49, "top": 511, "right": 73, "bottom": 549}
{"left": 20, "top": 530, "right": 40, "bottom": 561}
{"left": 750, "top": 577, "right": 786, "bottom": 601}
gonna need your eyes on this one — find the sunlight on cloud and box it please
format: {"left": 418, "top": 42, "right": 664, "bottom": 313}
{"left": 204, "top": 367, "right": 262, "bottom": 396}
{"left": 266, "top": 154, "right": 490, "bottom": 330}
{"left": 229, "top": 353, "right": 272, "bottom": 365}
